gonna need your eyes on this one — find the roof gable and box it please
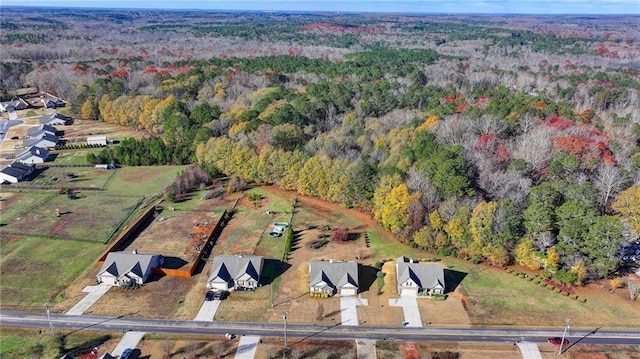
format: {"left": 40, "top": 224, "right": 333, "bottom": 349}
{"left": 309, "top": 261, "right": 359, "bottom": 290}
{"left": 395, "top": 257, "right": 445, "bottom": 290}
{"left": 208, "top": 255, "right": 264, "bottom": 283}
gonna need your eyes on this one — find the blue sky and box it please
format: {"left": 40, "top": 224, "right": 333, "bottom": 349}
{"left": 1, "top": 0, "right": 639, "bottom": 14}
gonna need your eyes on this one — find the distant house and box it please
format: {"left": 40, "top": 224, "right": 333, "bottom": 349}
{"left": 309, "top": 260, "right": 359, "bottom": 296}
{"left": 87, "top": 135, "right": 107, "bottom": 146}
{"left": 207, "top": 254, "right": 264, "bottom": 292}
{"left": 42, "top": 97, "right": 65, "bottom": 109}
{"left": 16, "top": 146, "right": 49, "bottom": 164}
{"left": 40, "top": 113, "right": 73, "bottom": 126}
{"left": 395, "top": 256, "right": 445, "bottom": 297}
{"left": 23, "top": 133, "right": 57, "bottom": 149}
{"left": 0, "top": 162, "right": 36, "bottom": 183}
{"left": 27, "top": 124, "right": 58, "bottom": 138}
{"left": 0, "top": 98, "right": 28, "bottom": 112}
{"left": 96, "top": 251, "right": 164, "bottom": 286}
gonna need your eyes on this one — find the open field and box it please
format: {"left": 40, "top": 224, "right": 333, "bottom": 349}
{"left": 0, "top": 236, "right": 104, "bottom": 310}
{"left": 0, "top": 191, "right": 142, "bottom": 241}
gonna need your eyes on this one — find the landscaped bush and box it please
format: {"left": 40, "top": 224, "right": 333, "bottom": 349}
{"left": 562, "top": 291, "right": 570, "bottom": 296}
{"left": 540, "top": 282, "right": 547, "bottom": 287}
{"left": 579, "top": 298, "right": 587, "bottom": 303}
{"left": 432, "top": 293, "right": 447, "bottom": 301}
{"left": 572, "top": 295, "right": 579, "bottom": 300}
{"left": 555, "top": 288, "right": 562, "bottom": 293}
{"left": 533, "top": 280, "right": 540, "bottom": 284}
{"left": 548, "top": 286, "right": 556, "bottom": 291}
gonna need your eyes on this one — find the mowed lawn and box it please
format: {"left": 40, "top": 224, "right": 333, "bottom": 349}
{"left": 0, "top": 192, "right": 142, "bottom": 242}
{"left": 0, "top": 236, "right": 103, "bottom": 310}
{"left": 105, "top": 165, "right": 187, "bottom": 195}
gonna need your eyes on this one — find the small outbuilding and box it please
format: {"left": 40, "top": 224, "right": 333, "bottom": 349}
{"left": 87, "top": 135, "right": 107, "bottom": 146}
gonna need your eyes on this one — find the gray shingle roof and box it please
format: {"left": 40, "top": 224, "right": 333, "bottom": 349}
{"left": 208, "top": 254, "right": 264, "bottom": 283}
{"left": 98, "top": 251, "right": 161, "bottom": 279}
{"left": 396, "top": 256, "right": 445, "bottom": 291}
{"left": 309, "top": 261, "right": 359, "bottom": 289}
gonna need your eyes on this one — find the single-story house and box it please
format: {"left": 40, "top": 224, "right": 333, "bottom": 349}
{"left": 395, "top": 256, "right": 445, "bottom": 297}
{"left": 40, "top": 113, "right": 73, "bottom": 126}
{"left": 87, "top": 135, "right": 107, "bottom": 146}
{"left": 27, "top": 124, "right": 57, "bottom": 138}
{"left": 96, "top": 250, "right": 164, "bottom": 286}
{"left": 42, "top": 97, "right": 65, "bottom": 109}
{"left": 16, "top": 146, "right": 49, "bottom": 164}
{"left": 23, "top": 133, "right": 57, "bottom": 149}
{"left": 207, "top": 254, "right": 264, "bottom": 292}
{"left": 0, "top": 162, "right": 35, "bottom": 183}
{"left": 0, "top": 98, "right": 28, "bottom": 112}
{"left": 309, "top": 260, "right": 359, "bottom": 296}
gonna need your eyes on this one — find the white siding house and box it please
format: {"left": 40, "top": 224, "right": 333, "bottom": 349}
{"left": 97, "top": 251, "right": 164, "bottom": 287}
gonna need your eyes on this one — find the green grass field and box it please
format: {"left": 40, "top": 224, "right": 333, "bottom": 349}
{"left": 0, "top": 192, "right": 142, "bottom": 241}
{"left": 0, "top": 236, "right": 104, "bottom": 309}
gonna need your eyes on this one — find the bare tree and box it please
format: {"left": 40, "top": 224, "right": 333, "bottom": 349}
{"left": 594, "top": 164, "right": 629, "bottom": 211}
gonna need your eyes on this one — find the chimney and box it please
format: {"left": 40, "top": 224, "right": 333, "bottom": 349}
{"left": 132, "top": 249, "right": 138, "bottom": 254}
{"left": 329, "top": 257, "right": 333, "bottom": 263}
{"left": 409, "top": 258, "right": 414, "bottom": 263}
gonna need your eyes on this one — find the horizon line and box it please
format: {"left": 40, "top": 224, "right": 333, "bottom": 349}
{"left": 1, "top": 5, "right": 639, "bottom": 16}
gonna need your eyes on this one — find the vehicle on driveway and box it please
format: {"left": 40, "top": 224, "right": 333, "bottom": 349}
{"left": 205, "top": 290, "right": 226, "bottom": 301}
{"left": 548, "top": 337, "right": 569, "bottom": 345}
{"left": 120, "top": 348, "right": 133, "bottom": 359}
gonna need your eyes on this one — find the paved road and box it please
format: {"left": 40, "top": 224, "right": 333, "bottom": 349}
{"left": 2, "top": 310, "right": 639, "bottom": 346}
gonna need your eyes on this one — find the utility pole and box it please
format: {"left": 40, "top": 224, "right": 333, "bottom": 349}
{"left": 559, "top": 318, "right": 570, "bottom": 355}
{"left": 282, "top": 311, "right": 288, "bottom": 348}
{"left": 45, "top": 304, "right": 55, "bottom": 337}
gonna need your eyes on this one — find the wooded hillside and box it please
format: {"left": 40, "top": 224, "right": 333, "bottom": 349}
{"left": 2, "top": 8, "right": 639, "bottom": 284}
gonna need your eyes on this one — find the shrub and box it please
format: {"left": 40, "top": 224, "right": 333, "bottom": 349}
{"left": 533, "top": 280, "right": 540, "bottom": 284}
{"left": 572, "top": 295, "right": 579, "bottom": 300}
{"left": 555, "top": 288, "right": 562, "bottom": 293}
{"left": 528, "top": 277, "right": 534, "bottom": 281}
{"left": 609, "top": 277, "right": 626, "bottom": 289}
{"left": 432, "top": 293, "right": 447, "bottom": 301}
{"left": 548, "top": 286, "right": 556, "bottom": 291}
{"left": 579, "top": 298, "right": 587, "bottom": 303}
{"left": 540, "top": 282, "right": 547, "bottom": 287}
{"left": 563, "top": 291, "right": 570, "bottom": 296}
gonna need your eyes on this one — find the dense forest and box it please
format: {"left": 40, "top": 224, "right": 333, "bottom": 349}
{"left": 2, "top": 8, "right": 640, "bottom": 285}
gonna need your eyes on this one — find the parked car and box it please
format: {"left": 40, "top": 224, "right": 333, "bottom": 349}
{"left": 548, "top": 337, "right": 569, "bottom": 345}
{"left": 205, "top": 290, "right": 226, "bottom": 301}
{"left": 120, "top": 348, "right": 133, "bottom": 359}
{"left": 10, "top": 136, "right": 18, "bottom": 140}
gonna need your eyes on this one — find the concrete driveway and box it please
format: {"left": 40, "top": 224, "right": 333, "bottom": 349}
{"left": 111, "top": 331, "right": 145, "bottom": 358}
{"left": 388, "top": 296, "right": 422, "bottom": 327}
{"left": 356, "top": 339, "right": 377, "bottom": 359}
{"left": 65, "top": 284, "right": 111, "bottom": 315}
{"left": 194, "top": 300, "right": 221, "bottom": 321}
{"left": 234, "top": 335, "right": 261, "bottom": 359}
{"left": 516, "top": 341, "right": 543, "bottom": 359}
{"left": 340, "top": 296, "right": 368, "bottom": 326}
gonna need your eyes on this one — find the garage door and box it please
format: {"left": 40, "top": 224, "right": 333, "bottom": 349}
{"left": 340, "top": 288, "right": 357, "bottom": 296}
{"left": 400, "top": 287, "right": 418, "bottom": 297}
